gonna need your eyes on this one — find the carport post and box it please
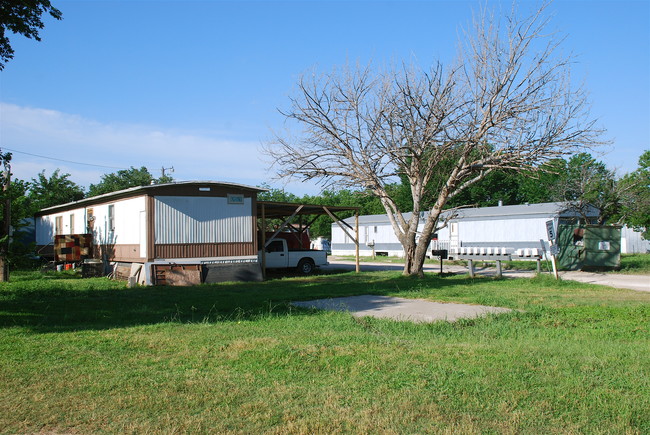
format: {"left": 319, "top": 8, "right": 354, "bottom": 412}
{"left": 261, "top": 203, "right": 266, "bottom": 279}
{"left": 355, "top": 212, "right": 360, "bottom": 273}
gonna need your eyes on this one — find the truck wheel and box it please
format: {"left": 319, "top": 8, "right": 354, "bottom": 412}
{"left": 297, "top": 258, "right": 315, "bottom": 275}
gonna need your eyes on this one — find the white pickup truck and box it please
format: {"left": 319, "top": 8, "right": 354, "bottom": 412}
{"left": 261, "top": 238, "right": 328, "bottom": 274}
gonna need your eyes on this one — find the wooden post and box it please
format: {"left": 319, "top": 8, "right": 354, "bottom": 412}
{"left": 551, "top": 255, "right": 559, "bottom": 279}
{"left": 468, "top": 259, "right": 475, "bottom": 278}
{"left": 261, "top": 203, "right": 266, "bottom": 280}
{"left": 536, "top": 259, "right": 541, "bottom": 274}
{"left": 0, "top": 162, "right": 10, "bottom": 282}
{"left": 355, "top": 212, "right": 360, "bottom": 273}
{"left": 549, "top": 242, "right": 559, "bottom": 280}
{"left": 496, "top": 260, "right": 502, "bottom": 278}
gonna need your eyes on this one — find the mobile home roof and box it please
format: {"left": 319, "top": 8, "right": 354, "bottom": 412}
{"left": 339, "top": 202, "right": 599, "bottom": 225}
{"left": 35, "top": 181, "right": 266, "bottom": 216}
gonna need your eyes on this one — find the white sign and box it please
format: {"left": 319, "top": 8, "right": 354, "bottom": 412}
{"left": 546, "top": 220, "right": 556, "bottom": 241}
{"left": 227, "top": 194, "right": 245, "bottom": 205}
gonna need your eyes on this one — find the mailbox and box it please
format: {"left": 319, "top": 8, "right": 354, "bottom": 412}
{"left": 431, "top": 249, "right": 448, "bottom": 259}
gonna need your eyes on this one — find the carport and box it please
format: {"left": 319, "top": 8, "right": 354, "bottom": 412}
{"left": 257, "top": 201, "right": 360, "bottom": 277}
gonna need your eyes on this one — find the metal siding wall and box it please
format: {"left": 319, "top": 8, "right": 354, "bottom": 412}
{"left": 154, "top": 196, "right": 252, "bottom": 244}
{"left": 331, "top": 226, "right": 345, "bottom": 243}
{"left": 460, "top": 218, "right": 548, "bottom": 243}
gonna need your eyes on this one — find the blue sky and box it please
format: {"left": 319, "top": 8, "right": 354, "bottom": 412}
{"left": 1, "top": 0, "right": 648, "bottom": 195}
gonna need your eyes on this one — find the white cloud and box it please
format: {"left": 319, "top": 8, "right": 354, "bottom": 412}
{"left": 0, "top": 103, "right": 275, "bottom": 189}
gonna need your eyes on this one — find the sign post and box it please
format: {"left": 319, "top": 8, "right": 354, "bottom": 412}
{"left": 546, "top": 220, "right": 559, "bottom": 280}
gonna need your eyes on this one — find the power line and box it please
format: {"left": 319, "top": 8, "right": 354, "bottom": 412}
{"left": 1, "top": 147, "right": 128, "bottom": 170}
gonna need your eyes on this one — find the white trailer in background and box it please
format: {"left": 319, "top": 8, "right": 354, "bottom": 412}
{"left": 331, "top": 202, "right": 604, "bottom": 259}
{"left": 620, "top": 226, "right": 650, "bottom": 254}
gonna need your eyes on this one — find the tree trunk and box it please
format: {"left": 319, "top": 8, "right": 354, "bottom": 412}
{"left": 401, "top": 229, "right": 429, "bottom": 277}
{"left": 402, "top": 240, "right": 421, "bottom": 276}
{"left": 0, "top": 168, "right": 9, "bottom": 282}
{"left": 0, "top": 257, "right": 7, "bottom": 282}
{"left": 401, "top": 209, "right": 443, "bottom": 277}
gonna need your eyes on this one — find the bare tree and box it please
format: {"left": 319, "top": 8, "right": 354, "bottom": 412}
{"left": 265, "top": 2, "right": 605, "bottom": 276}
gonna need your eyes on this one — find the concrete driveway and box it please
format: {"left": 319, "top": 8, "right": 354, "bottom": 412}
{"left": 558, "top": 271, "right": 650, "bottom": 292}
{"left": 292, "top": 295, "right": 512, "bottom": 323}
{"left": 323, "top": 259, "right": 650, "bottom": 293}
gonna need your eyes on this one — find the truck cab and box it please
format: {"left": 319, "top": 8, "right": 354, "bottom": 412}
{"left": 261, "top": 238, "right": 328, "bottom": 274}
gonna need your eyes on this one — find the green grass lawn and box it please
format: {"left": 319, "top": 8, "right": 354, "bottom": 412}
{"left": 1, "top": 270, "right": 648, "bottom": 433}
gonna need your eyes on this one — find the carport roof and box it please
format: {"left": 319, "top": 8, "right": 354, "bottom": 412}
{"left": 257, "top": 201, "right": 358, "bottom": 219}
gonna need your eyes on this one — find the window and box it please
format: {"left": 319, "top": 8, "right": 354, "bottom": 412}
{"left": 69, "top": 214, "right": 74, "bottom": 234}
{"left": 108, "top": 205, "right": 115, "bottom": 231}
{"left": 55, "top": 216, "right": 63, "bottom": 235}
{"left": 266, "top": 240, "right": 284, "bottom": 253}
{"left": 86, "top": 208, "right": 94, "bottom": 232}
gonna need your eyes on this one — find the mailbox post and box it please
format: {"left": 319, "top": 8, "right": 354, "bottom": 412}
{"left": 431, "top": 249, "right": 448, "bottom": 274}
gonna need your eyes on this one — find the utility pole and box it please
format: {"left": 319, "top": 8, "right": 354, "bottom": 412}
{"left": 0, "top": 152, "right": 12, "bottom": 282}
{"left": 161, "top": 166, "right": 174, "bottom": 180}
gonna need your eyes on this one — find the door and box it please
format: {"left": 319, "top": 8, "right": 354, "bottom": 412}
{"left": 265, "top": 239, "right": 288, "bottom": 268}
{"left": 450, "top": 222, "right": 460, "bottom": 253}
{"left": 139, "top": 211, "right": 147, "bottom": 259}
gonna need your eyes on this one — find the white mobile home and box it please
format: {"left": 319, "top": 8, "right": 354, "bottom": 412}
{"left": 331, "top": 202, "right": 602, "bottom": 258}
{"left": 36, "top": 181, "right": 264, "bottom": 283}
{"left": 621, "top": 226, "right": 650, "bottom": 253}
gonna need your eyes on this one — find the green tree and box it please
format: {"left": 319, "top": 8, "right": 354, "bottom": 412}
{"left": 6, "top": 178, "right": 37, "bottom": 269}
{"left": 0, "top": 0, "right": 62, "bottom": 70}
{"left": 516, "top": 159, "right": 567, "bottom": 204}
{"left": 28, "top": 169, "right": 84, "bottom": 211}
{"left": 555, "top": 153, "right": 620, "bottom": 224}
{"left": 301, "top": 189, "right": 385, "bottom": 238}
{"left": 257, "top": 183, "right": 300, "bottom": 203}
{"left": 87, "top": 166, "right": 172, "bottom": 197}
{"left": 619, "top": 150, "right": 650, "bottom": 237}
{"left": 446, "top": 171, "right": 521, "bottom": 208}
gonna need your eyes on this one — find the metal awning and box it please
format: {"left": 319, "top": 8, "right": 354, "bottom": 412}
{"left": 257, "top": 201, "right": 358, "bottom": 218}
{"left": 257, "top": 201, "right": 361, "bottom": 276}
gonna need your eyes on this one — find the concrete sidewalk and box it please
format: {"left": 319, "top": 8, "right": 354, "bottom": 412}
{"left": 292, "top": 295, "right": 512, "bottom": 323}
{"left": 323, "top": 260, "right": 650, "bottom": 292}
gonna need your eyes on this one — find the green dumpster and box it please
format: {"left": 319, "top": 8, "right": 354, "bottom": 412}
{"left": 556, "top": 224, "right": 621, "bottom": 271}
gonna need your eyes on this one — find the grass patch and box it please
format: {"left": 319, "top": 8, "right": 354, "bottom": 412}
{"left": 619, "top": 253, "right": 650, "bottom": 274}
{"left": 1, "top": 270, "right": 648, "bottom": 433}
